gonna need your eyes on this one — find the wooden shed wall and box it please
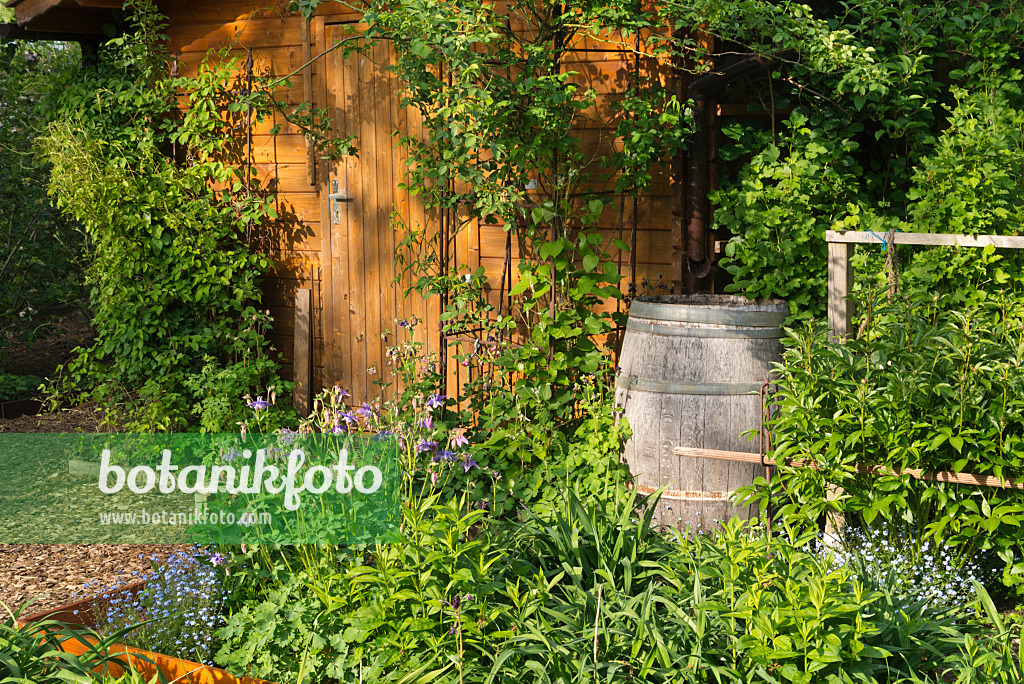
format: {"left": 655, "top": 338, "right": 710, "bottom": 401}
{"left": 158, "top": 0, "right": 682, "bottom": 405}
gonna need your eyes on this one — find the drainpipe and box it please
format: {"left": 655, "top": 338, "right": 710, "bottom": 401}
{"left": 685, "top": 55, "right": 772, "bottom": 293}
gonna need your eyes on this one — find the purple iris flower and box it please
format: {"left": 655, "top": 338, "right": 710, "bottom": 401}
{"left": 426, "top": 393, "right": 446, "bottom": 409}
{"left": 417, "top": 440, "right": 438, "bottom": 453}
{"left": 431, "top": 449, "right": 457, "bottom": 463}
{"left": 248, "top": 398, "right": 269, "bottom": 410}
{"left": 462, "top": 456, "right": 479, "bottom": 472}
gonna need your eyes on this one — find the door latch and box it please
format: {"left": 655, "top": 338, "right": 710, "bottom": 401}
{"left": 329, "top": 179, "right": 351, "bottom": 223}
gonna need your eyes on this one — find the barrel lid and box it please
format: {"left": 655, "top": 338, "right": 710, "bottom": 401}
{"left": 628, "top": 295, "right": 789, "bottom": 327}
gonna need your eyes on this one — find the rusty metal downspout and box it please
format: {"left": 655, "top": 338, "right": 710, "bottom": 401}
{"left": 685, "top": 55, "right": 773, "bottom": 292}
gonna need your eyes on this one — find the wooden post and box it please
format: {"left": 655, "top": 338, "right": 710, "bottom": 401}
{"left": 294, "top": 288, "right": 312, "bottom": 417}
{"left": 827, "top": 242, "right": 854, "bottom": 341}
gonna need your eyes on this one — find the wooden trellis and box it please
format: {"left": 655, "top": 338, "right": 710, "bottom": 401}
{"left": 826, "top": 229, "right": 1024, "bottom": 340}
{"left": 662, "top": 230, "right": 1024, "bottom": 496}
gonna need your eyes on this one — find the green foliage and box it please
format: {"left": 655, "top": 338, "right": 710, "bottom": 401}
{"left": 216, "top": 489, "right": 689, "bottom": 684}
{"left": 678, "top": 518, "right": 967, "bottom": 683}
{"left": 0, "top": 17, "right": 84, "bottom": 346}
{"left": 907, "top": 74, "right": 1024, "bottom": 237}
{"left": 0, "top": 372, "right": 42, "bottom": 402}
{"left": 741, "top": 297, "right": 1024, "bottom": 592}
{"left": 701, "top": 0, "right": 1024, "bottom": 320}
{"left": 37, "top": 5, "right": 288, "bottom": 431}
{"left": 0, "top": 599, "right": 146, "bottom": 684}
{"left": 715, "top": 112, "right": 867, "bottom": 321}
{"left": 937, "top": 582, "right": 1024, "bottom": 684}
{"left": 214, "top": 494, "right": 994, "bottom": 684}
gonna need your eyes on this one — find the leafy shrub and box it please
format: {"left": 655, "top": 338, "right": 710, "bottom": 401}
{"left": 213, "top": 485, "right": 995, "bottom": 684}
{"left": 37, "top": 3, "right": 284, "bottom": 432}
{"left": 678, "top": 518, "right": 969, "bottom": 682}
{"left": 0, "top": 372, "right": 42, "bottom": 402}
{"left": 715, "top": 112, "right": 868, "bottom": 322}
{"left": 708, "top": 0, "right": 1024, "bottom": 322}
{"left": 743, "top": 297, "right": 1024, "bottom": 594}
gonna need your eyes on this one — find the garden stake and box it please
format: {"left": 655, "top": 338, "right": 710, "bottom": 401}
{"left": 244, "top": 48, "right": 253, "bottom": 245}
{"left": 760, "top": 378, "right": 772, "bottom": 539}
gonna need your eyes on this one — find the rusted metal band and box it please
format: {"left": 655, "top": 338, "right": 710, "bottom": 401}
{"left": 626, "top": 319, "right": 784, "bottom": 338}
{"left": 628, "top": 301, "right": 788, "bottom": 327}
{"left": 633, "top": 484, "right": 731, "bottom": 502}
{"left": 615, "top": 376, "right": 764, "bottom": 395}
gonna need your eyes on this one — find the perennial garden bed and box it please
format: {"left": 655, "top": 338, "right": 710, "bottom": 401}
{"left": 17, "top": 577, "right": 273, "bottom": 684}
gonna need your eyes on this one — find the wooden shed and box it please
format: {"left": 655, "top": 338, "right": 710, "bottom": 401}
{"left": 4, "top": 0, "right": 764, "bottom": 406}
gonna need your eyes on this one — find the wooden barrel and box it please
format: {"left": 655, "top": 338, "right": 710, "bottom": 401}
{"left": 614, "top": 294, "right": 789, "bottom": 531}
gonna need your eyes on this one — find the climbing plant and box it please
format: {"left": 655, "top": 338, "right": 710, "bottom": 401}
{"left": 703, "top": 0, "right": 1024, "bottom": 321}
{"left": 39, "top": 2, "right": 288, "bottom": 431}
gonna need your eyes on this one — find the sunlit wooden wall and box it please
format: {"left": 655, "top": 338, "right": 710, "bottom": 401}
{"left": 159, "top": 0, "right": 682, "bottom": 406}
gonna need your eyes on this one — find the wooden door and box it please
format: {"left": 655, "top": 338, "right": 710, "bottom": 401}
{"left": 321, "top": 24, "right": 432, "bottom": 403}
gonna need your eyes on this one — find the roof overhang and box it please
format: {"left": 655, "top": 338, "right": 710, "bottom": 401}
{"left": 4, "top": 0, "right": 119, "bottom": 36}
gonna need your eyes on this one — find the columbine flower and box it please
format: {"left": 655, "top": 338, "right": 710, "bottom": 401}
{"left": 340, "top": 410, "right": 359, "bottom": 424}
{"left": 399, "top": 319, "right": 409, "bottom": 328}
{"left": 278, "top": 428, "right": 297, "bottom": 446}
{"left": 417, "top": 440, "right": 438, "bottom": 453}
{"left": 450, "top": 428, "right": 469, "bottom": 448}
{"left": 420, "top": 415, "right": 434, "bottom": 430}
{"left": 357, "top": 402, "right": 374, "bottom": 418}
{"left": 209, "top": 553, "right": 227, "bottom": 566}
{"left": 247, "top": 398, "right": 269, "bottom": 410}
{"left": 221, "top": 448, "right": 242, "bottom": 462}
{"left": 333, "top": 386, "right": 350, "bottom": 402}
{"left": 432, "top": 450, "right": 457, "bottom": 463}
{"left": 426, "top": 393, "right": 446, "bottom": 409}
{"left": 462, "top": 455, "right": 479, "bottom": 472}
{"left": 330, "top": 425, "right": 346, "bottom": 434}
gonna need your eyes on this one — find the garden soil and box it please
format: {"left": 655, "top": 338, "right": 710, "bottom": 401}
{"left": 1, "top": 308, "right": 93, "bottom": 381}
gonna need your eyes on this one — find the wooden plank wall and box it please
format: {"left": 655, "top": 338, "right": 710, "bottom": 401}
{"left": 160, "top": 0, "right": 362, "bottom": 395}
{"left": 158, "top": 0, "right": 681, "bottom": 406}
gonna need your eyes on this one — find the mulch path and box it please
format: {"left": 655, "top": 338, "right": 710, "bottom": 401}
{"left": 0, "top": 401, "right": 107, "bottom": 433}
{"left": 0, "top": 544, "right": 187, "bottom": 619}
{"left": 1, "top": 314, "right": 191, "bottom": 620}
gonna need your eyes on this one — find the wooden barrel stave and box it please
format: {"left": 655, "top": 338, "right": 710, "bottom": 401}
{"left": 615, "top": 295, "right": 787, "bottom": 531}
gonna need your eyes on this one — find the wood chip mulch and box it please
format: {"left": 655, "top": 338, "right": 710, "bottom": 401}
{"left": 0, "top": 402, "right": 107, "bottom": 433}
{"left": 0, "top": 544, "right": 188, "bottom": 619}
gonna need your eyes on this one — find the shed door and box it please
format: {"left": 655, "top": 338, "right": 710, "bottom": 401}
{"left": 322, "top": 25, "right": 428, "bottom": 402}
